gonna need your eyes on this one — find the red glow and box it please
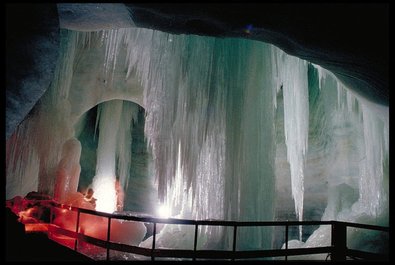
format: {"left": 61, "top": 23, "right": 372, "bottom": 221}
{"left": 7, "top": 192, "right": 148, "bottom": 257}
{"left": 49, "top": 232, "right": 76, "bottom": 250}
{"left": 25, "top": 223, "right": 49, "bottom": 232}
{"left": 52, "top": 208, "right": 146, "bottom": 245}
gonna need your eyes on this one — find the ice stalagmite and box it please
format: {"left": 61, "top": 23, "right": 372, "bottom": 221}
{"left": 93, "top": 100, "right": 139, "bottom": 213}
{"left": 93, "top": 100, "right": 123, "bottom": 213}
{"left": 53, "top": 138, "right": 82, "bottom": 203}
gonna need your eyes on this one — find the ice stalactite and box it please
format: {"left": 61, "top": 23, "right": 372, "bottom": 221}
{"left": 102, "top": 29, "right": 125, "bottom": 85}
{"left": 34, "top": 30, "right": 80, "bottom": 195}
{"left": 117, "top": 102, "right": 139, "bottom": 192}
{"left": 315, "top": 67, "right": 389, "bottom": 224}
{"left": 6, "top": 25, "right": 389, "bottom": 258}
{"left": 272, "top": 49, "right": 309, "bottom": 240}
{"left": 287, "top": 66, "right": 389, "bottom": 258}
{"left": 6, "top": 121, "right": 40, "bottom": 199}
{"left": 111, "top": 28, "right": 279, "bottom": 250}
{"left": 355, "top": 102, "right": 388, "bottom": 220}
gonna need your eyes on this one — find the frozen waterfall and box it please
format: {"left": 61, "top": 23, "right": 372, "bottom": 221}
{"left": 5, "top": 27, "right": 389, "bottom": 256}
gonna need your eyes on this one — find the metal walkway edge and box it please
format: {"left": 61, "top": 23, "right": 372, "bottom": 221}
{"left": 37, "top": 202, "right": 389, "bottom": 261}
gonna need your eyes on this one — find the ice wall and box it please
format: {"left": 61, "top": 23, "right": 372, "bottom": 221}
{"left": 315, "top": 67, "right": 389, "bottom": 224}
{"left": 6, "top": 26, "right": 389, "bottom": 256}
{"left": 281, "top": 66, "right": 389, "bottom": 258}
{"left": 103, "top": 29, "right": 279, "bottom": 250}
{"left": 6, "top": 123, "right": 40, "bottom": 199}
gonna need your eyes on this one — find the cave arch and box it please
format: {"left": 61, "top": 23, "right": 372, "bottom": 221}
{"left": 74, "top": 99, "right": 157, "bottom": 214}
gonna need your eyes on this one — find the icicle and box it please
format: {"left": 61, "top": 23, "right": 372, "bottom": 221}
{"left": 274, "top": 48, "right": 309, "bottom": 241}
{"left": 100, "top": 29, "right": 126, "bottom": 85}
{"left": 117, "top": 102, "right": 140, "bottom": 192}
{"left": 6, "top": 26, "right": 389, "bottom": 256}
{"left": 50, "top": 30, "right": 79, "bottom": 102}
{"left": 6, "top": 120, "right": 40, "bottom": 198}
{"left": 299, "top": 65, "right": 389, "bottom": 254}
{"left": 120, "top": 29, "right": 278, "bottom": 250}
{"left": 357, "top": 103, "right": 386, "bottom": 217}
{"left": 317, "top": 67, "right": 388, "bottom": 220}
{"left": 312, "top": 63, "right": 328, "bottom": 90}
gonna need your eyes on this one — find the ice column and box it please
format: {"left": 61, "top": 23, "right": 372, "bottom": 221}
{"left": 92, "top": 100, "right": 139, "bottom": 213}
{"left": 93, "top": 101, "right": 122, "bottom": 213}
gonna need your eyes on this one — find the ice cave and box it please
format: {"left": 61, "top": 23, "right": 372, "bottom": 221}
{"left": 6, "top": 3, "right": 389, "bottom": 261}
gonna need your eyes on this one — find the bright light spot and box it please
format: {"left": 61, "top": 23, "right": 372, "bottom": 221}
{"left": 93, "top": 177, "right": 117, "bottom": 213}
{"left": 157, "top": 204, "right": 171, "bottom": 218}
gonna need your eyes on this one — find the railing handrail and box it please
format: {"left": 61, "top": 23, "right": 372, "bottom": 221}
{"left": 51, "top": 202, "right": 336, "bottom": 227}
{"left": 46, "top": 201, "right": 389, "bottom": 261}
{"left": 339, "top": 221, "right": 389, "bottom": 232}
{"left": 49, "top": 224, "right": 334, "bottom": 259}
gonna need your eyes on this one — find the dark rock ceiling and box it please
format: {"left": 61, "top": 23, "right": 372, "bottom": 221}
{"left": 127, "top": 3, "right": 388, "bottom": 106}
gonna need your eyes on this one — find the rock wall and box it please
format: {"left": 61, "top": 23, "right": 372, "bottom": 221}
{"left": 6, "top": 4, "right": 60, "bottom": 140}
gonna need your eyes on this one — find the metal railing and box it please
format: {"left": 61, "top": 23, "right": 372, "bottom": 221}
{"left": 47, "top": 203, "right": 389, "bottom": 261}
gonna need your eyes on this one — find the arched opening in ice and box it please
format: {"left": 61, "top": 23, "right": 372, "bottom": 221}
{"left": 74, "top": 99, "right": 157, "bottom": 215}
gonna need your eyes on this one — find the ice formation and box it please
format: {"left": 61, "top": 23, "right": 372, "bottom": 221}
{"left": 92, "top": 99, "right": 139, "bottom": 213}
{"left": 5, "top": 26, "right": 389, "bottom": 257}
{"left": 277, "top": 67, "right": 389, "bottom": 259}
{"left": 53, "top": 138, "right": 82, "bottom": 203}
{"left": 272, "top": 49, "right": 309, "bottom": 240}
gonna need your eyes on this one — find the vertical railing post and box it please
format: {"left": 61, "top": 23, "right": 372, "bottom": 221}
{"left": 285, "top": 224, "right": 289, "bottom": 261}
{"left": 331, "top": 221, "right": 347, "bottom": 261}
{"left": 49, "top": 204, "right": 53, "bottom": 225}
{"left": 232, "top": 225, "right": 237, "bottom": 261}
{"left": 106, "top": 217, "right": 112, "bottom": 261}
{"left": 151, "top": 222, "right": 156, "bottom": 261}
{"left": 48, "top": 205, "right": 54, "bottom": 241}
{"left": 193, "top": 224, "right": 198, "bottom": 261}
{"left": 74, "top": 208, "right": 80, "bottom": 251}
